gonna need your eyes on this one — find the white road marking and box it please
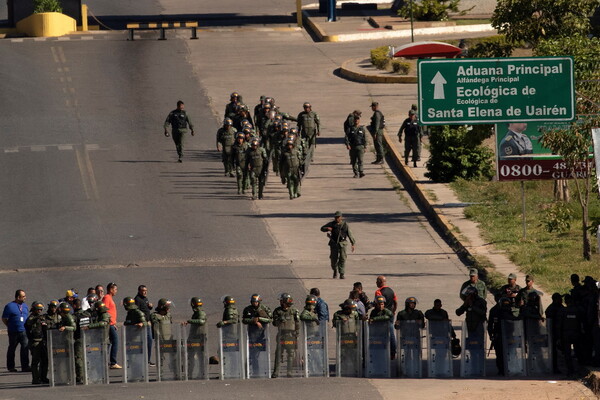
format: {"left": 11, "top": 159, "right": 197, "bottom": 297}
{"left": 58, "top": 145, "right": 73, "bottom": 151}
{"left": 11, "top": 38, "right": 23, "bottom": 43}
{"left": 30, "top": 146, "right": 46, "bottom": 152}
{"left": 4, "top": 148, "right": 18, "bottom": 153}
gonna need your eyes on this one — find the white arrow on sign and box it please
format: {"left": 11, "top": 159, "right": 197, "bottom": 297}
{"left": 431, "top": 71, "right": 447, "bottom": 100}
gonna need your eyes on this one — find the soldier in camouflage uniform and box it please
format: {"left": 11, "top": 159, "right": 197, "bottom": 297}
{"left": 57, "top": 302, "right": 76, "bottom": 332}
{"left": 345, "top": 116, "right": 367, "bottom": 178}
{"left": 245, "top": 138, "right": 268, "bottom": 200}
{"left": 73, "top": 298, "right": 92, "bottom": 384}
{"left": 216, "top": 118, "right": 237, "bottom": 177}
{"left": 234, "top": 104, "right": 254, "bottom": 132}
{"left": 395, "top": 297, "right": 425, "bottom": 330}
{"left": 279, "top": 139, "right": 302, "bottom": 200}
{"left": 242, "top": 294, "right": 272, "bottom": 376}
{"left": 333, "top": 299, "right": 361, "bottom": 375}
{"left": 25, "top": 302, "right": 48, "bottom": 384}
{"left": 272, "top": 293, "right": 300, "bottom": 378}
{"left": 369, "top": 102, "right": 385, "bottom": 164}
{"left": 44, "top": 300, "right": 61, "bottom": 329}
{"left": 187, "top": 297, "right": 207, "bottom": 377}
{"left": 232, "top": 133, "right": 249, "bottom": 194}
{"left": 299, "top": 295, "right": 319, "bottom": 325}
{"left": 253, "top": 95, "right": 266, "bottom": 127}
{"left": 225, "top": 92, "right": 242, "bottom": 120}
{"left": 164, "top": 100, "right": 194, "bottom": 163}
{"left": 297, "top": 102, "right": 320, "bottom": 154}
{"left": 151, "top": 299, "right": 173, "bottom": 341}
{"left": 123, "top": 297, "right": 147, "bottom": 328}
{"left": 216, "top": 296, "right": 239, "bottom": 328}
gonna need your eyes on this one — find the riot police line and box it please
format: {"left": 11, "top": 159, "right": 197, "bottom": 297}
{"left": 43, "top": 317, "right": 553, "bottom": 386}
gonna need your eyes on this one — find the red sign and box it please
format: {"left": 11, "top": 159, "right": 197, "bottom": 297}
{"left": 497, "top": 159, "right": 591, "bottom": 181}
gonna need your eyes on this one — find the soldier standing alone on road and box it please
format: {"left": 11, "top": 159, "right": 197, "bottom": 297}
{"left": 345, "top": 116, "right": 367, "bottom": 178}
{"left": 321, "top": 211, "right": 356, "bottom": 279}
{"left": 369, "top": 102, "right": 385, "bottom": 164}
{"left": 398, "top": 110, "right": 422, "bottom": 167}
{"left": 164, "top": 100, "right": 194, "bottom": 163}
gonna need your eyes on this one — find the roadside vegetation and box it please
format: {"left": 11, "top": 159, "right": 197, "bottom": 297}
{"left": 451, "top": 179, "right": 600, "bottom": 294}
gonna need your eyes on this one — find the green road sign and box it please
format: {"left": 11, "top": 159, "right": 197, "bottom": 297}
{"left": 418, "top": 57, "right": 575, "bottom": 125}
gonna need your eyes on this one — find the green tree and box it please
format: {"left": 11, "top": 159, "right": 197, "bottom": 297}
{"left": 491, "top": 0, "right": 598, "bottom": 47}
{"left": 536, "top": 35, "right": 600, "bottom": 260}
{"left": 398, "top": 0, "right": 464, "bottom": 21}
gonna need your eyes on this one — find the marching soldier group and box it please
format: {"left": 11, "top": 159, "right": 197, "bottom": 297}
{"left": 216, "top": 93, "right": 320, "bottom": 200}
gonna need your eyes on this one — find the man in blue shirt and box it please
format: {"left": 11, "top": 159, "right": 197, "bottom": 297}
{"left": 2, "top": 290, "right": 30, "bottom": 372}
{"left": 310, "top": 288, "right": 329, "bottom": 322}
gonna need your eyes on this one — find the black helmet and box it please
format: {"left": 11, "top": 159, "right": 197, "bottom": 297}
{"left": 342, "top": 299, "right": 357, "bottom": 310}
{"left": 405, "top": 297, "right": 417, "bottom": 305}
{"left": 157, "top": 298, "right": 172, "bottom": 310}
{"left": 59, "top": 302, "right": 72, "bottom": 313}
{"left": 86, "top": 294, "right": 98, "bottom": 304}
{"left": 289, "top": 127, "right": 298, "bottom": 135}
{"left": 32, "top": 301, "right": 44, "bottom": 311}
{"left": 223, "top": 295, "right": 236, "bottom": 305}
{"left": 251, "top": 138, "right": 259, "bottom": 147}
{"left": 236, "top": 132, "right": 245, "bottom": 140}
{"left": 95, "top": 301, "right": 108, "bottom": 313}
{"left": 230, "top": 92, "right": 240, "bottom": 100}
{"left": 303, "top": 102, "right": 311, "bottom": 108}
{"left": 305, "top": 295, "right": 317, "bottom": 305}
{"left": 250, "top": 294, "right": 262, "bottom": 304}
{"left": 223, "top": 118, "right": 233, "bottom": 126}
{"left": 122, "top": 297, "right": 135, "bottom": 308}
{"left": 279, "top": 293, "right": 293, "bottom": 305}
{"left": 190, "top": 297, "right": 203, "bottom": 308}
{"left": 285, "top": 139, "right": 294, "bottom": 147}
{"left": 48, "top": 300, "right": 59, "bottom": 309}
{"left": 374, "top": 295, "right": 386, "bottom": 304}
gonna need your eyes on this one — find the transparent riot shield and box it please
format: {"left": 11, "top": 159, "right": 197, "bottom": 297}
{"left": 335, "top": 318, "right": 362, "bottom": 377}
{"left": 397, "top": 320, "right": 422, "bottom": 378}
{"left": 427, "top": 320, "right": 452, "bottom": 378}
{"left": 301, "top": 321, "right": 328, "bottom": 377}
{"left": 274, "top": 325, "right": 302, "bottom": 378}
{"left": 245, "top": 324, "right": 271, "bottom": 379}
{"left": 81, "top": 327, "right": 109, "bottom": 385}
{"left": 47, "top": 329, "right": 76, "bottom": 387}
{"left": 501, "top": 319, "right": 526, "bottom": 377}
{"left": 183, "top": 323, "right": 208, "bottom": 380}
{"left": 155, "top": 324, "right": 182, "bottom": 381}
{"left": 365, "top": 321, "right": 391, "bottom": 378}
{"left": 219, "top": 323, "right": 244, "bottom": 379}
{"left": 460, "top": 321, "right": 486, "bottom": 377}
{"left": 525, "top": 319, "right": 552, "bottom": 376}
{"left": 122, "top": 325, "right": 149, "bottom": 383}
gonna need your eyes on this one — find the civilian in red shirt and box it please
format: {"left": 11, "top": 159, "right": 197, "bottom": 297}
{"left": 103, "top": 282, "right": 121, "bottom": 369}
{"left": 374, "top": 275, "right": 398, "bottom": 359}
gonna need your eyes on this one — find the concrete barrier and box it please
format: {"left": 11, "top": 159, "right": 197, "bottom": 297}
{"left": 16, "top": 12, "right": 76, "bottom": 37}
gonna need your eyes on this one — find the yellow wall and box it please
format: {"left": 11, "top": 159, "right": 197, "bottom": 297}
{"left": 16, "top": 12, "right": 76, "bottom": 37}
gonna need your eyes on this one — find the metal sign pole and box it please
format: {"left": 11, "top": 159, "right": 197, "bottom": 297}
{"left": 521, "top": 181, "right": 526, "bottom": 239}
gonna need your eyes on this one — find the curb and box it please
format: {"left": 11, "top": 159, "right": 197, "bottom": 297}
{"left": 339, "top": 58, "right": 417, "bottom": 84}
{"left": 382, "top": 130, "right": 480, "bottom": 271}
{"left": 302, "top": 11, "right": 495, "bottom": 42}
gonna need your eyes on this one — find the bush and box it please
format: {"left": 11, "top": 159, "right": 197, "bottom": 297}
{"left": 542, "top": 202, "right": 573, "bottom": 233}
{"left": 425, "top": 125, "right": 495, "bottom": 182}
{"left": 370, "top": 46, "right": 390, "bottom": 70}
{"left": 397, "top": 0, "right": 461, "bottom": 21}
{"left": 467, "top": 35, "right": 515, "bottom": 58}
{"left": 391, "top": 60, "right": 410, "bottom": 74}
{"left": 34, "top": 0, "right": 63, "bottom": 13}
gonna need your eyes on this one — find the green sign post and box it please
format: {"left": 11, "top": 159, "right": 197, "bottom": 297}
{"left": 418, "top": 57, "right": 575, "bottom": 125}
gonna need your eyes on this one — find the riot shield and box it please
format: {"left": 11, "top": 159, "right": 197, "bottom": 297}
{"left": 301, "top": 320, "right": 328, "bottom": 377}
{"left": 274, "top": 325, "right": 302, "bottom": 378}
{"left": 81, "top": 327, "right": 109, "bottom": 385}
{"left": 155, "top": 324, "right": 182, "bottom": 381}
{"left": 335, "top": 318, "right": 362, "bottom": 377}
{"left": 460, "top": 321, "right": 486, "bottom": 377}
{"left": 365, "top": 321, "right": 391, "bottom": 378}
{"left": 122, "top": 325, "right": 149, "bottom": 383}
{"left": 218, "top": 323, "right": 244, "bottom": 379}
{"left": 525, "top": 319, "right": 552, "bottom": 376}
{"left": 47, "top": 329, "right": 76, "bottom": 387}
{"left": 245, "top": 324, "right": 271, "bottom": 379}
{"left": 427, "top": 320, "right": 452, "bottom": 378}
{"left": 183, "top": 323, "right": 208, "bottom": 380}
{"left": 501, "top": 319, "right": 526, "bottom": 377}
{"left": 397, "top": 320, "right": 422, "bottom": 378}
